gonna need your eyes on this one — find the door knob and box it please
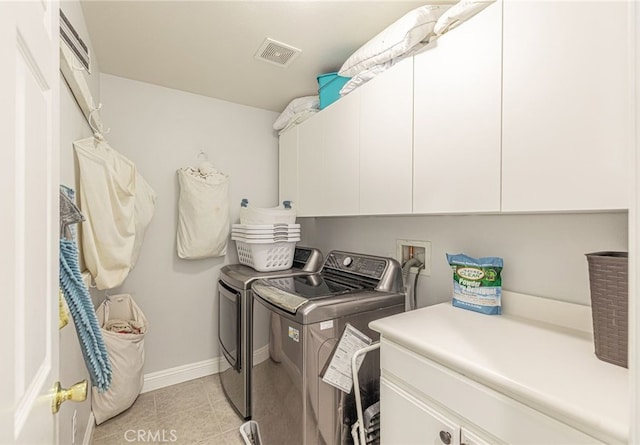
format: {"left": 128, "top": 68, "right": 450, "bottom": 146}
{"left": 52, "top": 380, "right": 88, "bottom": 414}
{"left": 439, "top": 430, "right": 452, "bottom": 445}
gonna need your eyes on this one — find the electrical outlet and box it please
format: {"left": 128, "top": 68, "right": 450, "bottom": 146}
{"left": 396, "top": 239, "right": 431, "bottom": 276}
{"left": 72, "top": 410, "right": 77, "bottom": 444}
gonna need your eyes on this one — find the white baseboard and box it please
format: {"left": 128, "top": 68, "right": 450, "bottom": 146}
{"left": 82, "top": 412, "right": 95, "bottom": 445}
{"left": 141, "top": 346, "right": 272, "bottom": 393}
{"left": 253, "top": 344, "right": 270, "bottom": 366}
{"left": 141, "top": 357, "right": 225, "bottom": 393}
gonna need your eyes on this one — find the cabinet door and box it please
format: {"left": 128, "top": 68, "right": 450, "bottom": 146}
{"left": 381, "top": 378, "right": 460, "bottom": 445}
{"left": 297, "top": 112, "right": 324, "bottom": 216}
{"left": 461, "top": 429, "right": 492, "bottom": 445}
{"left": 413, "top": 1, "right": 502, "bottom": 214}
{"left": 501, "top": 1, "right": 630, "bottom": 211}
{"left": 359, "top": 57, "right": 413, "bottom": 215}
{"left": 278, "top": 126, "right": 298, "bottom": 207}
{"left": 322, "top": 90, "right": 360, "bottom": 216}
{"left": 297, "top": 91, "right": 360, "bottom": 216}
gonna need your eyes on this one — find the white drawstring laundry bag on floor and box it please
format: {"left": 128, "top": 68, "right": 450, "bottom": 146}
{"left": 92, "top": 294, "right": 148, "bottom": 425}
{"left": 176, "top": 162, "right": 230, "bottom": 259}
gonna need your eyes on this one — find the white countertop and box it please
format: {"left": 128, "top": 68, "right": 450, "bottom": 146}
{"left": 370, "top": 302, "right": 629, "bottom": 443}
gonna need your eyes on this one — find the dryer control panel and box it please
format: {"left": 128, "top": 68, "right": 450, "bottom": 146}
{"left": 324, "top": 251, "right": 388, "bottom": 280}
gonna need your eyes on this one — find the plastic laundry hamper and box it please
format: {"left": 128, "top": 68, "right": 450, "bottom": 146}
{"left": 235, "top": 240, "right": 297, "bottom": 272}
{"left": 240, "top": 420, "right": 263, "bottom": 445}
{"left": 239, "top": 200, "right": 296, "bottom": 225}
{"left": 586, "top": 251, "right": 628, "bottom": 368}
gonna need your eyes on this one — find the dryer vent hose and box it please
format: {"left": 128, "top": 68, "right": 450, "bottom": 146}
{"left": 402, "top": 257, "right": 424, "bottom": 311}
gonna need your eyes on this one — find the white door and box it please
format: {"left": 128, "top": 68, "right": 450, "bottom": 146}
{"left": 0, "top": 1, "right": 60, "bottom": 444}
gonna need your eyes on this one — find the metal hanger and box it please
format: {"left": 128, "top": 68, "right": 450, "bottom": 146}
{"left": 198, "top": 149, "right": 209, "bottom": 161}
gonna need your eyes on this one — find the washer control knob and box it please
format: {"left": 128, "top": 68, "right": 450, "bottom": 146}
{"left": 343, "top": 256, "right": 353, "bottom": 267}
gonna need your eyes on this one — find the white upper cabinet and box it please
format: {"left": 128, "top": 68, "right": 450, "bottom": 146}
{"left": 359, "top": 57, "right": 414, "bottom": 215}
{"left": 278, "top": 125, "right": 298, "bottom": 207}
{"left": 296, "top": 111, "right": 325, "bottom": 216}
{"left": 413, "top": 1, "right": 502, "bottom": 214}
{"left": 297, "top": 89, "right": 360, "bottom": 216}
{"left": 294, "top": 59, "right": 412, "bottom": 217}
{"left": 501, "top": 1, "right": 630, "bottom": 212}
{"left": 280, "top": 0, "right": 632, "bottom": 217}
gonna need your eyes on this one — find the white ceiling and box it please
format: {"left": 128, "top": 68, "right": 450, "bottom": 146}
{"left": 80, "top": 1, "right": 432, "bottom": 112}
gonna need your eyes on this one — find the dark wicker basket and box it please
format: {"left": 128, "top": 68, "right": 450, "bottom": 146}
{"left": 585, "top": 251, "right": 628, "bottom": 368}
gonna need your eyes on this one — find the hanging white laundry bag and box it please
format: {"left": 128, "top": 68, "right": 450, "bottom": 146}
{"left": 131, "top": 172, "right": 157, "bottom": 268}
{"left": 92, "top": 294, "right": 148, "bottom": 425}
{"left": 176, "top": 162, "right": 230, "bottom": 259}
{"left": 74, "top": 137, "right": 156, "bottom": 289}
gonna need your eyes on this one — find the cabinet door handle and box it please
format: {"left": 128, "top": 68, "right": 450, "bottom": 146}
{"left": 439, "top": 430, "right": 452, "bottom": 445}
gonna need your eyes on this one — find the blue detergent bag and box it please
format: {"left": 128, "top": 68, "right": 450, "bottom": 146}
{"left": 446, "top": 253, "right": 503, "bottom": 315}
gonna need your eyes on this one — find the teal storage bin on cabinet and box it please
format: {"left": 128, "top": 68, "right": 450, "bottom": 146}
{"left": 317, "top": 72, "right": 350, "bottom": 109}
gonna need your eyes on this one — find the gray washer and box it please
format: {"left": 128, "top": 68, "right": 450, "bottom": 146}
{"left": 251, "top": 251, "right": 406, "bottom": 445}
{"left": 218, "top": 247, "right": 323, "bottom": 420}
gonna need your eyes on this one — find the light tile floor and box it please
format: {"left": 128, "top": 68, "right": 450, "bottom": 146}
{"left": 91, "top": 374, "right": 246, "bottom": 445}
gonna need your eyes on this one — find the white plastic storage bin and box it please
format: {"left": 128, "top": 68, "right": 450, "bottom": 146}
{"left": 232, "top": 234, "right": 301, "bottom": 241}
{"left": 235, "top": 240, "right": 297, "bottom": 272}
{"left": 232, "top": 223, "right": 300, "bottom": 234}
{"left": 239, "top": 200, "right": 296, "bottom": 225}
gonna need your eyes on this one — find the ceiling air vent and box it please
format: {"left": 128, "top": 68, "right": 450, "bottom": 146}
{"left": 254, "top": 38, "right": 301, "bottom": 68}
{"left": 60, "top": 9, "right": 91, "bottom": 73}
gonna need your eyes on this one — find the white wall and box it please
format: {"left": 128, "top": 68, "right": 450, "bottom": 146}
{"left": 59, "top": 1, "right": 100, "bottom": 443}
{"left": 629, "top": 3, "right": 639, "bottom": 440}
{"left": 99, "top": 74, "right": 279, "bottom": 374}
{"left": 300, "top": 212, "right": 628, "bottom": 307}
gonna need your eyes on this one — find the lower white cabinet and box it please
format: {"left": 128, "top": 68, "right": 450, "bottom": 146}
{"left": 460, "top": 429, "right": 493, "bottom": 445}
{"left": 379, "top": 339, "right": 607, "bottom": 445}
{"left": 381, "top": 378, "right": 494, "bottom": 445}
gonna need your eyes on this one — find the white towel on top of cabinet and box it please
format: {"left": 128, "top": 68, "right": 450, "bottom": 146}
{"left": 73, "top": 137, "right": 156, "bottom": 290}
{"left": 433, "top": 0, "right": 494, "bottom": 36}
{"left": 338, "top": 5, "right": 444, "bottom": 78}
{"left": 176, "top": 162, "right": 230, "bottom": 259}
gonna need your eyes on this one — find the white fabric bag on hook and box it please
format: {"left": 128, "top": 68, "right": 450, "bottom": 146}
{"left": 74, "top": 137, "right": 156, "bottom": 289}
{"left": 131, "top": 173, "right": 157, "bottom": 268}
{"left": 176, "top": 161, "right": 230, "bottom": 259}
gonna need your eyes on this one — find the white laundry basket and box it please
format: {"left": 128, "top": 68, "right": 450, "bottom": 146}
{"left": 240, "top": 420, "right": 263, "bottom": 445}
{"left": 234, "top": 201, "right": 299, "bottom": 272}
{"left": 235, "top": 240, "right": 297, "bottom": 272}
{"left": 239, "top": 200, "right": 296, "bottom": 225}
